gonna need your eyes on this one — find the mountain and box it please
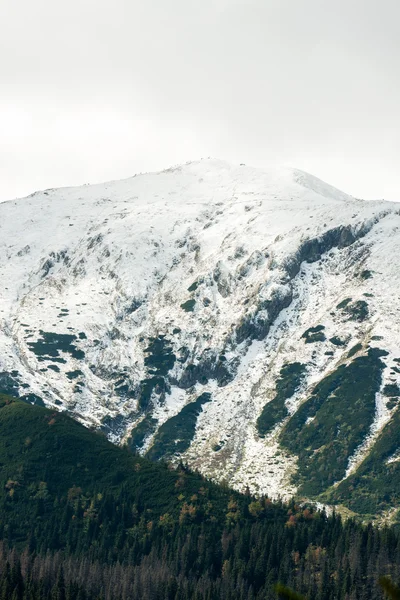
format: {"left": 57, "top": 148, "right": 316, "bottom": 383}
{"left": 1, "top": 159, "right": 400, "bottom": 518}
{"left": 0, "top": 393, "right": 398, "bottom": 600}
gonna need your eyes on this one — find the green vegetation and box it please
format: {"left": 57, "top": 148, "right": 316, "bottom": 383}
{"left": 275, "top": 578, "right": 400, "bottom": 600}
{"left": 0, "top": 370, "right": 20, "bottom": 397}
{"left": 0, "top": 394, "right": 246, "bottom": 539}
{"left": 212, "top": 442, "right": 223, "bottom": 451}
{"left": 113, "top": 372, "right": 135, "bottom": 398}
{"left": 379, "top": 577, "right": 400, "bottom": 600}
{"left": 337, "top": 299, "right": 369, "bottom": 322}
{"left": 66, "top": 369, "right": 84, "bottom": 380}
{"left": 146, "top": 393, "right": 212, "bottom": 460}
{"left": 347, "top": 343, "right": 363, "bottom": 358}
{"left": 180, "top": 298, "right": 196, "bottom": 312}
{"left": 144, "top": 336, "right": 176, "bottom": 376}
{"left": 383, "top": 384, "right": 400, "bottom": 397}
{"left": 329, "top": 336, "right": 346, "bottom": 347}
{"left": 187, "top": 280, "right": 199, "bottom": 292}
{"left": 257, "top": 363, "right": 307, "bottom": 436}
{"left": 138, "top": 336, "right": 176, "bottom": 410}
{"left": 346, "top": 299, "right": 369, "bottom": 321}
{"left": 387, "top": 398, "right": 399, "bottom": 410}
{"left": 128, "top": 414, "right": 158, "bottom": 451}
{"left": 0, "top": 371, "right": 45, "bottom": 407}
{"left": 22, "top": 393, "right": 45, "bottom": 406}
{"left": 0, "top": 394, "right": 397, "bottom": 599}
{"left": 301, "top": 325, "right": 326, "bottom": 343}
{"left": 280, "top": 348, "right": 387, "bottom": 496}
{"left": 337, "top": 298, "right": 352, "bottom": 309}
{"left": 275, "top": 584, "right": 306, "bottom": 600}
{"left": 28, "top": 331, "right": 84, "bottom": 361}
{"left": 138, "top": 376, "right": 165, "bottom": 411}
{"left": 331, "top": 405, "right": 400, "bottom": 515}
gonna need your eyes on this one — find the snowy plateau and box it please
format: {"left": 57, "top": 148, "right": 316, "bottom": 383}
{"left": 1, "top": 159, "right": 400, "bottom": 517}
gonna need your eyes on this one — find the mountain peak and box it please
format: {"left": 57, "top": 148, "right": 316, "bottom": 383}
{"left": 0, "top": 159, "right": 399, "bottom": 518}
{"left": 8, "top": 159, "right": 354, "bottom": 208}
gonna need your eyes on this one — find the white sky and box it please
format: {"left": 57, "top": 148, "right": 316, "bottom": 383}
{"left": 1, "top": 0, "right": 399, "bottom": 202}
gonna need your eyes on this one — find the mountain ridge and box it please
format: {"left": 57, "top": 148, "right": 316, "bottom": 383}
{"left": 4, "top": 159, "right": 360, "bottom": 205}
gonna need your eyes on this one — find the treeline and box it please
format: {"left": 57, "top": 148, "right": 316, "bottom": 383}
{"left": 1, "top": 496, "right": 400, "bottom": 600}
{"left": 0, "top": 395, "right": 400, "bottom": 599}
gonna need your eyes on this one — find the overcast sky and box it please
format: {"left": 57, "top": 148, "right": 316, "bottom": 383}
{"left": 1, "top": 0, "right": 399, "bottom": 202}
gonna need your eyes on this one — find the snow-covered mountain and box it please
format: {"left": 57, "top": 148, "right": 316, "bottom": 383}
{"left": 1, "top": 159, "right": 400, "bottom": 518}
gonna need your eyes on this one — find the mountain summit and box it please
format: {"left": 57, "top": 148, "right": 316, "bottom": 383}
{"left": 1, "top": 159, "right": 399, "bottom": 517}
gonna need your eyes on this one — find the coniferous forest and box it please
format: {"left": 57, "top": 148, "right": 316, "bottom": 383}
{"left": 0, "top": 394, "right": 399, "bottom": 600}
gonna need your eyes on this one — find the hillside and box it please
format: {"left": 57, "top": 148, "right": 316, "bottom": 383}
{"left": 0, "top": 394, "right": 398, "bottom": 600}
{"left": 0, "top": 393, "right": 242, "bottom": 542}
{"left": 1, "top": 159, "right": 400, "bottom": 516}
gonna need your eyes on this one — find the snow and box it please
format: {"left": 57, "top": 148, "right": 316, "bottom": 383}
{"left": 0, "top": 158, "right": 399, "bottom": 501}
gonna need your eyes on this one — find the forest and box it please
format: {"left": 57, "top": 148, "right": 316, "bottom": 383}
{"left": 0, "top": 394, "right": 399, "bottom": 599}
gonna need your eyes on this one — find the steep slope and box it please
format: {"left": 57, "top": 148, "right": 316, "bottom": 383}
{"left": 1, "top": 159, "right": 400, "bottom": 516}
